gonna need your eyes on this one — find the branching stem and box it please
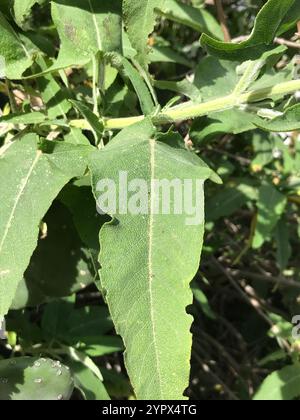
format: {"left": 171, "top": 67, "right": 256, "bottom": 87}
{"left": 70, "top": 79, "right": 300, "bottom": 131}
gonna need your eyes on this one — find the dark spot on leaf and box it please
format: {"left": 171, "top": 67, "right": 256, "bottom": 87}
{"left": 64, "top": 23, "right": 77, "bottom": 42}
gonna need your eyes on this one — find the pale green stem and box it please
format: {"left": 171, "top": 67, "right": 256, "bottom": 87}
{"left": 132, "top": 58, "right": 159, "bottom": 107}
{"left": 70, "top": 79, "right": 300, "bottom": 131}
{"left": 92, "top": 55, "right": 100, "bottom": 116}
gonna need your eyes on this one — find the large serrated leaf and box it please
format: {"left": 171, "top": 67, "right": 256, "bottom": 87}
{"left": 0, "top": 135, "right": 92, "bottom": 318}
{"left": 89, "top": 120, "right": 217, "bottom": 399}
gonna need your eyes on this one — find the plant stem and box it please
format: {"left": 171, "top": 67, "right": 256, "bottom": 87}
{"left": 214, "top": 0, "right": 231, "bottom": 42}
{"left": 92, "top": 54, "right": 101, "bottom": 116}
{"left": 70, "top": 79, "right": 300, "bottom": 131}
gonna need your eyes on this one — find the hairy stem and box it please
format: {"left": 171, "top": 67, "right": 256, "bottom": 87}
{"left": 70, "top": 79, "right": 300, "bottom": 131}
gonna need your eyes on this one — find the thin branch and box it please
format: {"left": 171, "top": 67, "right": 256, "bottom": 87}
{"left": 288, "top": 195, "right": 300, "bottom": 206}
{"left": 211, "top": 256, "right": 272, "bottom": 326}
{"left": 214, "top": 0, "right": 231, "bottom": 42}
{"left": 232, "top": 269, "right": 300, "bottom": 290}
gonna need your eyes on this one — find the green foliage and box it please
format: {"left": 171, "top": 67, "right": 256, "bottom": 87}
{"left": 0, "top": 135, "right": 92, "bottom": 317}
{"left": 0, "top": 0, "right": 300, "bottom": 401}
{"left": 123, "top": 0, "right": 164, "bottom": 67}
{"left": 89, "top": 119, "right": 218, "bottom": 399}
{"left": 253, "top": 364, "right": 300, "bottom": 400}
{"left": 201, "top": 0, "right": 300, "bottom": 61}
{"left": 0, "top": 357, "right": 73, "bottom": 400}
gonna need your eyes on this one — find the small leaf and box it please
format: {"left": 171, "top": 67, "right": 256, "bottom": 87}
{"left": 251, "top": 132, "right": 274, "bottom": 170}
{"left": 200, "top": 0, "right": 296, "bottom": 61}
{"left": 0, "top": 12, "right": 36, "bottom": 78}
{"left": 253, "top": 364, "right": 300, "bottom": 401}
{"left": 0, "top": 357, "right": 74, "bottom": 400}
{"left": 149, "top": 46, "right": 192, "bottom": 68}
{"left": 156, "top": 0, "right": 222, "bottom": 39}
{"left": 13, "top": 0, "right": 48, "bottom": 28}
{"left": 274, "top": 218, "right": 291, "bottom": 271}
{"left": 256, "top": 104, "right": 300, "bottom": 132}
{"left": 206, "top": 182, "right": 257, "bottom": 222}
{"left": 253, "top": 183, "right": 287, "bottom": 249}
{"left": 37, "top": 58, "right": 71, "bottom": 119}
{"left": 70, "top": 361, "right": 110, "bottom": 401}
{"left": 108, "top": 53, "right": 155, "bottom": 115}
{"left": 123, "top": 0, "right": 164, "bottom": 66}
{"left": 70, "top": 100, "right": 104, "bottom": 143}
{"left": 0, "top": 112, "right": 46, "bottom": 125}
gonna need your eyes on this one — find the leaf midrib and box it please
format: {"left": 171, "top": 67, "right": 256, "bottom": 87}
{"left": 148, "top": 137, "right": 164, "bottom": 398}
{"left": 88, "top": 0, "right": 102, "bottom": 52}
{"left": 0, "top": 150, "right": 42, "bottom": 255}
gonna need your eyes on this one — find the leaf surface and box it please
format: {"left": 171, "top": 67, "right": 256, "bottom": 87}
{"left": 89, "top": 120, "right": 217, "bottom": 399}
{"left": 0, "top": 12, "right": 34, "bottom": 78}
{"left": 123, "top": 0, "right": 165, "bottom": 66}
{"left": 50, "top": 0, "right": 122, "bottom": 70}
{"left": 0, "top": 135, "right": 92, "bottom": 317}
{"left": 200, "top": 0, "right": 296, "bottom": 61}
{"left": 253, "top": 364, "right": 300, "bottom": 400}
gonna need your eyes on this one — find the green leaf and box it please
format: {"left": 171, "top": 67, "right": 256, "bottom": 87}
{"left": 13, "top": 0, "right": 47, "bottom": 27}
{"left": 70, "top": 100, "right": 104, "bottom": 143}
{"left": 149, "top": 46, "right": 192, "bottom": 68}
{"left": 189, "top": 52, "right": 291, "bottom": 144}
{"left": 256, "top": 104, "right": 300, "bottom": 132}
{"left": 155, "top": 79, "right": 201, "bottom": 102}
{"left": 274, "top": 218, "right": 291, "bottom": 271}
{"left": 156, "top": 0, "right": 223, "bottom": 39}
{"left": 36, "top": 58, "right": 71, "bottom": 119}
{"left": 0, "top": 12, "right": 35, "bottom": 78}
{"left": 206, "top": 182, "right": 257, "bottom": 222}
{"left": 70, "top": 361, "right": 110, "bottom": 400}
{"left": 89, "top": 120, "right": 217, "bottom": 399}
{"left": 64, "top": 128, "right": 91, "bottom": 146}
{"left": 59, "top": 181, "right": 105, "bottom": 258}
{"left": 11, "top": 201, "right": 96, "bottom": 310}
{"left": 50, "top": 0, "right": 122, "bottom": 71}
{"left": 0, "top": 135, "right": 93, "bottom": 318}
{"left": 191, "top": 279, "right": 216, "bottom": 320}
{"left": 251, "top": 132, "right": 274, "bottom": 170}
{"left": 108, "top": 53, "right": 155, "bottom": 115}
{"left": 253, "top": 183, "right": 287, "bottom": 249}
{"left": 0, "top": 112, "right": 46, "bottom": 125}
{"left": 253, "top": 364, "right": 300, "bottom": 400}
{"left": 278, "top": 2, "right": 300, "bottom": 35}
{"left": 123, "top": 0, "right": 164, "bottom": 66}
{"left": 76, "top": 336, "right": 124, "bottom": 358}
{"left": 0, "top": 357, "right": 74, "bottom": 400}
{"left": 41, "top": 301, "right": 113, "bottom": 342}
{"left": 0, "top": 0, "right": 14, "bottom": 16}
{"left": 200, "top": 0, "right": 296, "bottom": 61}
